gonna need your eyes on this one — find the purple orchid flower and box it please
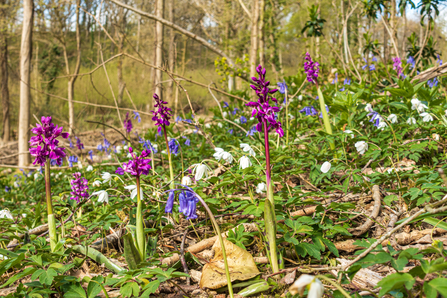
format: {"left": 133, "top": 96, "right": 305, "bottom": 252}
{"left": 151, "top": 93, "right": 172, "bottom": 134}
{"left": 70, "top": 172, "right": 89, "bottom": 203}
{"left": 124, "top": 112, "right": 133, "bottom": 133}
{"left": 116, "top": 147, "right": 151, "bottom": 177}
{"left": 304, "top": 52, "right": 320, "bottom": 84}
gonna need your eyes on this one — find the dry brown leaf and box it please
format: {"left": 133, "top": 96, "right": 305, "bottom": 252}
{"left": 199, "top": 238, "right": 260, "bottom": 289}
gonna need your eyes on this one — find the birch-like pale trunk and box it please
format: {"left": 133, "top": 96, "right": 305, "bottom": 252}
{"left": 166, "top": 0, "right": 175, "bottom": 103}
{"left": 249, "top": 0, "right": 259, "bottom": 78}
{"left": 68, "top": 0, "right": 81, "bottom": 135}
{"left": 258, "top": 0, "right": 265, "bottom": 66}
{"left": 18, "top": 0, "right": 33, "bottom": 166}
{"left": 155, "top": 0, "right": 164, "bottom": 100}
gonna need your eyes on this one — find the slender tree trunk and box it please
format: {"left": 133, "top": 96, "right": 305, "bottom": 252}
{"left": 155, "top": 0, "right": 164, "bottom": 99}
{"left": 401, "top": 9, "right": 407, "bottom": 57}
{"left": 18, "top": 0, "right": 33, "bottom": 166}
{"left": 341, "top": 0, "right": 348, "bottom": 64}
{"left": 249, "top": 0, "right": 259, "bottom": 77}
{"left": 136, "top": 15, "right": 141, "bottom": 52}
{"left": 117, "top": 7, "right": 126, "bottom": 105}
{"left": 67, "top": 0, "right": 81, "bottom": 135}
{"left": 316, "top": 1, "right": 320, "bottom": 60}
{"left": 1, "top": 22, "right": 9, "bottom": 142}
{"left": 258, "top": 0, "right": 265, "bottom": 66}
{"left": 358, "top": 16, "right": 363, "bottom": 56}
{"left": 383, "top": 17, "right": 388, "bottom": 62}
{"left": 166, "top": 0, "right": 175, "bottom": 104}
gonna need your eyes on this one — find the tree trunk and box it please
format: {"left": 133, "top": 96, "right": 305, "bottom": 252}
{"left": 341, "top": 0, "right": 348, "bottom": 64}
{"left": 249, "top": 0, "right": 259, "bottom": 77}
{"left": 155, "top": 0, "right": 164, "bottom": 99}
{"left": 166, "top": 0, "right": 175, "bottom": 104}
{"left": 401, "top": 9, "right": 407, "bottom": 57}
{"left": 67, "top": 0, "right": 81, "bottom": 135}
{"left": 316, "top": 1, "right": 320, "bottom": 59}
{"left": 0, "top": 20, "right": 9, "bottom": 142}
{"left": 18, "top": 0, "right": 33, "bottom": 166}
{"left": 258, "top": 0, "right": 265, "bottom": 66}
{"left": 117, "top": 7, "right": 126, "bottom": 105}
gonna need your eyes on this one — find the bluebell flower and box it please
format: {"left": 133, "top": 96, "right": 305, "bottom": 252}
{"left": 315, "top": 96, "right": 319, "bottom": 100}
{"left": 184, "top": 138, "right": 191, "bottom": 146}
{"left": 331, "top": 74, "right": 338, "bottom": 85}
{"left": 223, "top": 101, "right": 229, "bottom": 108}
{"left": 362, "top": 58, "right": 368, "bottom": 70}
{"left": 165, "top": 191, "right": 175, "bottom": 213}
{"left": 168, "top": 138, "right": 179, "bottom": 156}
{"left": 277, "top": 80, "right": 288, "bottom": 94}
{"left": 185, "top": 119, "right": 193, "bottom": 124}
{"left": 69, "top": 138, "right": 74, "bottom": 148}
{"left": 232, "top": 108, "right": 239, "bottom": 116}
{"left": 240, "top": 116, "right": 247, "bottom": 124}
{"left": 407, "top": 56, "right": 415, "bottom": 69}
{"left": 372, "top": 56, "right": 378, "bottom": 62}
{"left": 300, "top": 106, "right": 318, "bottom": 116}
{"left": 228, "top": 129, "right": 234, "bottom": 134}
{"left": 97, "top": 144, "right": 103, "bottom": 151}
{"left": 50, "top": 159, "right": 59, "bottom": 166}
{"left": 165, "top": 188, "right": 199, "bottom": 220}
{"left": 88, "top": 150, "right": 93, "bottom": 161}
{"left": 344, "top": 78, "right": 351, "bottom": 85}
{"left": 5, "top": 186, "right": 10, "bottom": 192}
{"left": 427, "top": 77, "right": 438, "bottom": 88}
{"left": 246, "top": 126, "right": 257, "bottom": 136}
{"left": 367, "top": 110, "right": 382, "bottom": 127}
{"left": 176, "top": 116, "right": 183, "bottom": 123}
{"left": 122, "top": 140, "right": 126, "bottom": 145}
{"left": 369, "top": 64, "right": 376, "bottom": 71}
{"left": 68, "top": 156, "right": 78, "bottom": 167}
{"left": 133, "top": 111, "right": 141, "bottom": 123}
{"left": 437, "top": 54, "right": 442, "bottom": 66}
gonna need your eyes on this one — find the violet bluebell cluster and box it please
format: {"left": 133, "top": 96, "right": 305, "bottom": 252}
{"left": 232, "top": 108, "right": 239, "bottom": 116}
{"left": 68, "top": 156, "right": 78, "bottom": 167}
{"left": 70, "top": 172, "right": 89, "bottom": 203}
{"left": 168, "top": 138, "right": 179, "bottom": 155}
{"left": 246, "top": 126, "right": 257, "bottom": 136}
{"left": 393, "top": 57, "right": 403, "bottom": 77}
{"left": 223, "top": 101, "right": 229, "bottom": 108}
{"left": 76, "top": 137, "right": 84, "bottom": 150}
{"left": 362, "top": 58, "right": 376, "bottom": 71}
{"left": 182, "top": 136, "right": 191, "bottom": 146}
{"left": 116, "top": 147, "right": 151, "bottom": 177}
{"left": 367, "top": 108, "right": 382, "bottom": 128}
{"left": 319, "top": 105, "right": 330, "bottom": 118}
{"left": 165, "top": 187, "right": 199, "bottom": 220}
{"left": 277, "top": 80, "right": 288, "bottom": 94}
{"left": 407, "top": 56, "right": 415, "bottom": 69}
{"left": 331, "top": 73, "right": 338, "bottom": 85}
{"left": 340, "top": 78, "right": 351, "bottom": 92}
{"left": 133, "top": 111, "right": 141, "bottom": 123}
{"left": 69, "top": 138, "right": 74, "bottom": 148}
{"left": 427, "top": 77, "right": 439, "bottom": 88}
{"left": 29, "top": 116, "right": 69, "bottom": 166}
{"left": 246, "top": 65, "right": 284, "bottom": 137}
{"left": 151, "top": 93, "right": 172, "bottom": 134}
{"left": 124, "top": 112, "right": 133, "bottom": 133}
{"left": 437, "top": 54, "right": 443, "bottom": 66}
{"left": 304, "top": 52, "right": 320, "bottom": 84}
{"left": 88, "top": 150, "right": 94, "bottom": 161}
{"left": 240, "top": 116, "right": 247, "bottom": 124}
{"left": 300, "top": 106, "right": 318, "bottom": 116}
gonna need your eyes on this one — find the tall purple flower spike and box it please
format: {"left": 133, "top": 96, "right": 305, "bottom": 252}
{"left": 304, "top": 52, "right": 320, "bottom": 84}
{"left": 151, "top": 93, "right": 172, "bottom": 134}
{"left": 246, "top": 65, "right": 284, "bottom": 137}
{"left": 116, "top": 147, "right": 152, "bottom": 177}
{"left": 393, "top": 57, "right": 403, "bottom": 77}
{"left": 29, "top": 116, "right": 69, "bottom": 166}
{"left": 70, "top": 172, "right": 89, "bottom": 203}
{"left": 124, "top": 112, "right": 133, "bottom": 133}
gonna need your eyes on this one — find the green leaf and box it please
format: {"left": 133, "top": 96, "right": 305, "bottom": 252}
{"left": 63, "top": 282, "right": 87, "bottom": 298}
{"left": 123, "top": 233, "right": 142, "bottom": 270}
{"left": 296, "top": 243, "right": 321, "bottom": 259}
{"left": 322, "top": 238, "right": 339, "bottom": 257}
{"left": 377, "top": 273, "right": 415, "bottom": 296}
{"left": 141, "top": 280, "right": 161, "bottom": 297}
{"left": 423, "top": 217, "right": 447, "bottom": 231}
{"left": 238, "top": 281, "right": 270, "bottom": 297}
{"left": 426, "top": 278, "right": 447, "bottom": 298}
{"left": 87, "top": 280, "right": 102, "bottom": 298}
{"left": 284, "top": 233, "right": 299, "bottom": 245}
{"left": 39, "top": 268, "right": 58, "bottom": 286}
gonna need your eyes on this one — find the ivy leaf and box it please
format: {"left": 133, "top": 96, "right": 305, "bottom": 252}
{"left": 377, "top": 273, "right": 415, "bottom": 296}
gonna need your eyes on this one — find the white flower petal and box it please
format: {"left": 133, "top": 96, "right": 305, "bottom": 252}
{"left": 320, "top": 161, "right": 331, "bottom": 173}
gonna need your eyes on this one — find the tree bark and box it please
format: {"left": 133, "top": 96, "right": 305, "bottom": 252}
{"left": 249, "top": 0, "right": 260, "bottom": 77}
{"left": 117, "top": 7, "right": 126, "bottom": 105}
{"left": 0, "top": 0, "right": 9, "bottom": 142}
{"left": 155, "top": 0, "right": 164, "bottom": 99}
{"left": 67, "top": 0, "right": 82, "bottom": 135}
{"left": 18, "top": 0, "right": 33, "bottom": 166}
{"left": 258, "top": 0, "right": 265, "bottom": 66}
{"left": 166, "top": 0, "right": 175, "bottom": 104}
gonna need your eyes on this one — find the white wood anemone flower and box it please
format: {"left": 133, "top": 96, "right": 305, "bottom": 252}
{"left": 181, "top": 176, "right": 193, "bottom": 186}
{"left": 86, "top": 165, "right": 93, "bottom": 172}
{"left": 101, "top": 172, "right": 112, "bottom": 185}
{"left": 240, "top": 143, "right": 256, "bottom": 157}
{"left": 407, "top": 117, "right": 416, "bottom": 125}
{"left": 420, "top": 112, "right": 433, "bottom": 122}
{"left": 343, "top": 130, "right": 354, "bottom": 138}
{"left": 256, "top": 182, "right": 267, "bottom": 194}
{"left": 387, "top": 114, "right": 398, "bottom": 124}
{"left": 0, "top": 209, "right": 13, "bottom": 220}
{"left": 355, "top": 141, "right": 368, "bottom": 155}
{"left": 92, "top": 190, "right": 109, "bottom": 204}
{"left": 124, "top": 185, "right": 144, "bottom": 200}
{"left": 411, "top": 98, "right": 428, "bottom": 113}
{"left": 320, "top": 161, "right": 331, "bottom": 173}
{"left": 213, "top": 148, "right": 234, "bottom": 164}
{"left": 92, "top": 180, "right": 101, "bottom": 187}
{"left": 191, "top": 163, "right": 211, "bottom": 181}
{"left": 239, "top": 156, "right": 252, "bottom": 169}
{"left": 289, "top": 274, "right": 325, "bottom": 298}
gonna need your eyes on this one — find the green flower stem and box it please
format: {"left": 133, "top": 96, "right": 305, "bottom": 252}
{"left": 316, "top": 87, "right": 335, "bottom": 150}
{"left": 45, "top": 160, "right": 57, "bottom": 252}
{"left": 265, "top": 182, "right": 279, "bottom": 274}
{"left": 163, "top": 126, "right": 175, "bottom": 189}
{"left": 285, "top": 88, "right": 289, "bottom": 145}
{"left": 194, "top": 193, "right": 234, "bottom": 298}
{"left": 316, "top": 275, "right": 352, "bottom": 298}
{"left": 71, "top": 245, "right": 124, "bottom": 274}
{"left": 135, "top": 177, "right": 145, "bottom": 260}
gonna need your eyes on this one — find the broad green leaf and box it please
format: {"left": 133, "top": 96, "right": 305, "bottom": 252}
{"left": 423, "top": 217, "right": 447, "bottom": 231}
{"left": 63, "top": 282, "right": 87, "bottom": 298}
{"left": 377, "top": 273, "right": 415, "bottom": 296}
